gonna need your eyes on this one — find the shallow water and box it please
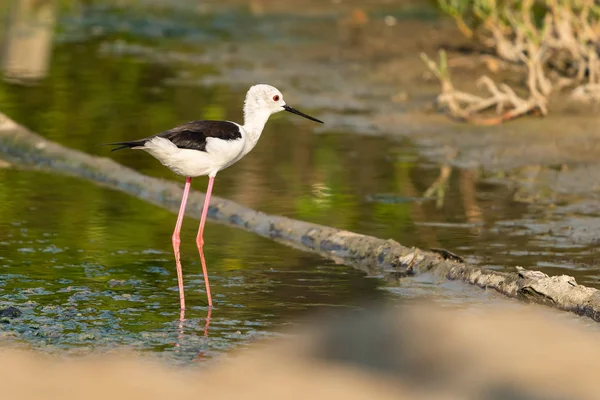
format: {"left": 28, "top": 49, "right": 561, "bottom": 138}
{"left": 0, "top": 1, "right": 598, "bottom": 361}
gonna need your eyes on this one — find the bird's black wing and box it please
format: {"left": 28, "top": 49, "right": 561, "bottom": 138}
{"left": 103, "top": 120, "right": 241, "bottom": 152}
{"left": 158, "top": 120, "right": 242, "bottom": 151}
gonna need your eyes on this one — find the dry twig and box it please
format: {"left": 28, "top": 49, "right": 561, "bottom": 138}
{"left": 424, "top": 0, "right": 600, "bottom": 124}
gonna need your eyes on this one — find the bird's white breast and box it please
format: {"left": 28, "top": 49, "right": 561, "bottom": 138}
{"left": 141, "top": 134, "right": 246, "bottom": 178}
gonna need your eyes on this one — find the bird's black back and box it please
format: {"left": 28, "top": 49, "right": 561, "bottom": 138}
{"left": 105, "top": 120, "right": 242, "bottom": 152}
{"left": 158, "top": 120, "right": 242, "bottom": 151}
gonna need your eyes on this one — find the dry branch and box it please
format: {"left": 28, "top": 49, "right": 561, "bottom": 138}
{"left": 2, "top": 114, "right": 600, "bottom": 322}
{"left": 425, "top": 0, "right": 600, "bottom": 123}
{"left": 421, "top": 51, "right": 546, "bottom": 124}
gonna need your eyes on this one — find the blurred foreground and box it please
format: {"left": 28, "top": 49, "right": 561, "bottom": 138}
{"left": 2, "top": 301, "right": 598, "bottom": 400}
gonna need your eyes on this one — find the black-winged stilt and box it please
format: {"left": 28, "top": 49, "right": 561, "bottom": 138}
{"left": 104, "top": 84, "right": 323, "bottom": 310}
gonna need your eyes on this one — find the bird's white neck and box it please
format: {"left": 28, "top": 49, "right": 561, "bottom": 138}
{"left": 241, "top": 104, "right": 271, "bottom": 155}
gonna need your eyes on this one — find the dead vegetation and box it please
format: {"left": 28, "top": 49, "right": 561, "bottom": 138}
{"left": 422, "top": 0, "right": 600, "bottom": 124}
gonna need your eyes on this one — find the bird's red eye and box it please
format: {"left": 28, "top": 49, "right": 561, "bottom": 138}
{"left": 273, "top": 95, "right": 280, "bottom": 101}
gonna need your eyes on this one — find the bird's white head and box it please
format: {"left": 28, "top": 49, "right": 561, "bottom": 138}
{"left": 244, "top": 84, "right": 286, "bottom": 115}
{"left": 243, "top": 84, "right": 323, "bottom": 124}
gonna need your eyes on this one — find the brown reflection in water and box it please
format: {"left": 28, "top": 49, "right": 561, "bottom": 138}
{"left": 1, "top": 0, "right": 56, "bottom": 83}
{"left": 458, "top": 168, "right": 484, "bottom": 234}
{"left": 423, "top": 164, "right": 452, "bottom": 209}
{"left": 405, "top": 169, "right": 441, "bottom": 250}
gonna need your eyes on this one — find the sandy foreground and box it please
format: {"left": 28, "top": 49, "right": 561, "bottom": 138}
{"left": 1, "top": 301, "right": 599, "bottom": 400}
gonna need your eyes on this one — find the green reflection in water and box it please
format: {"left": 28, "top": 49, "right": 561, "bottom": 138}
{"left": 0, "top": 9, "right": 408, "bottom": 359}
{"left": 0, "top": 169, "right": 385, "bottom": 361}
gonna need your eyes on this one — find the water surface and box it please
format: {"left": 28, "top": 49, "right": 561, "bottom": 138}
{"left": 0, "top": 1, "right": 597, "bottom": 362}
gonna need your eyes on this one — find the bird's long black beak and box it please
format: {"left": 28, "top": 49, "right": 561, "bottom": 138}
{"left": 283, "top": 105, "right": 324, "bottom": 124}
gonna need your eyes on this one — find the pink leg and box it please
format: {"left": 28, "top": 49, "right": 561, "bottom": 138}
{"left": 196, "top": 176, "right": 215, "bottom": 307}
{"left": 172, "top": 176, "right": 192, "bottom": 311}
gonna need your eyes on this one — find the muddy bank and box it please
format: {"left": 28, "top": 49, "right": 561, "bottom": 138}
{"left": 2, "top": 302, "right": 600, "bottom": 400}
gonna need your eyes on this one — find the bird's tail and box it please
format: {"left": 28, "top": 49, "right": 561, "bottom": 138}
{"left": 99, "top": 140, "right": 147, "bottom": 152}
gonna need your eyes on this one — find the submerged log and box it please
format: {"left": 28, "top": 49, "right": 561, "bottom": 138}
{"left": 2, "top": 113, "right": 600, "bottom": 322}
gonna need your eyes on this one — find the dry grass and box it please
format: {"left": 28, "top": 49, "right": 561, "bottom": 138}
{"left": 423, "top": 0, "right": 600, "bottom": 124}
